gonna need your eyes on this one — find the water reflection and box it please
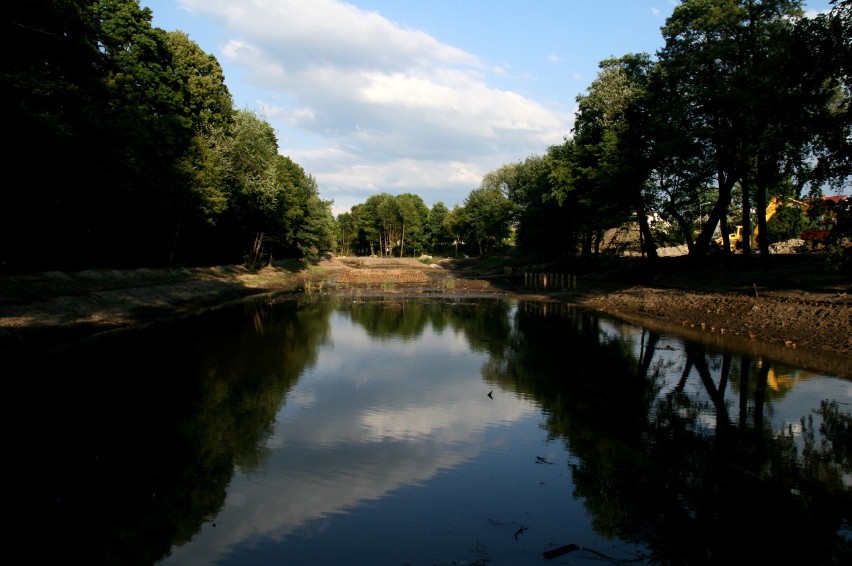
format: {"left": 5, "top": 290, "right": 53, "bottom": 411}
{"left": 18, "top": 296, "right": 850, "bottom": 565}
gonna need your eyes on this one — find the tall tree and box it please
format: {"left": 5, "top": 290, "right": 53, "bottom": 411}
{"left": 577, "top": 54, "right": 658, "bottom": 258}
{"left": 395, "top": 193, "right": 429, "bottom": 257}
{"left": 282, "top": 159, "right": 336, "bottom": 259}
{"left": 505, "top": 154, "right": 577, "bottom": 256}
{"left": 462, "top": 185, "right": 512, "bottom": 256}
{"left": 1, "top": 0, "right": 101, "bottom": 269}
{"left": 91, "top": 0, "right": 195, "bottom": 265}
{"left": 216, "top": 109, "right": 283, "bottom": 263}
{"left": 645, "top": 59, "right": 718, "bottom": 255}
{"left": 336, "top": 212, "right": 356, "bottom": 255}
{"left": 444, "top": 205, "right": 469, "bottom": 258}
{"left": 803, "top": 0, "right": 852, "bottom": 193}
{"left": 358, "top": 193, "right": 398, "bottom": 256}
{"left": 547, "top": 55, "right": 652, "bottom": 259}
{"left": 1, "top": 0, "right": 192, "bottom": 269}
{"left": 425, "top": 202, "right": 451, "bottom": 252}
{"left": 739, "top": 0, "right": 819, "bottom": 263}
{"left": 656, "top": 0, "right": 809, "bottom": 259}
{"left": 163, "top": 30, "right": 234, "bottom": 266}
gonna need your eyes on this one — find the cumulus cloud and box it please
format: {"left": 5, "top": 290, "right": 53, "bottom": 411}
{"left": 177, "top": 0, "right": 572, "bottom": 212}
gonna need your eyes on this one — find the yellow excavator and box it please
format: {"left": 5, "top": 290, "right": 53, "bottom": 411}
{"left": 716, "top": 196, "right": 807, "bottom": 252}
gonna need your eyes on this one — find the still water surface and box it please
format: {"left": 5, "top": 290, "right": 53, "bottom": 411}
{"left": 27, "top": 295, "right": 851, "bottom": 565}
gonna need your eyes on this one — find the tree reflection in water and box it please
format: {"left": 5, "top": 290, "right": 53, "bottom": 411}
{"left": 508, "top": 300, "right": 851, "bottom": 565}
{"left": 21, "top": 296, "right": 851, "bottom": 565}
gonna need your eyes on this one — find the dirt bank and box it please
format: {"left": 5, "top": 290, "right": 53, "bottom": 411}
{"left": 1, "top": 254, "right": 850, "bottom": 374}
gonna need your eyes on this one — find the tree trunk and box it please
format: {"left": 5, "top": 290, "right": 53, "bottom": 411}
{"left": 755, "top": 156, "right": 771, "bottom": 266}
{"left": 692, "top": 168, "right": 735, "bottom": 257}
{"left": 636, "top": 208, "right": 658, "bottom": 260}
{"left": 168, "top": 212, "right": 182, "bottom": 268}
{"left": 667, "top": 207, "right": 695, "bottom": 254}
{"left": 740, "top": 172, "right": 753, "bottom": 263}
{"left": 581, "top": 230, "right": 592, "bottom": 258}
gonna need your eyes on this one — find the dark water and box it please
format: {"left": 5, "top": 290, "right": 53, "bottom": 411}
{"left": 20, "top": 295, "right": 851, "bottom": 565}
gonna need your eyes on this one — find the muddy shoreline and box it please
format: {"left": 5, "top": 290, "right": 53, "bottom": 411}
{"left": 1, "top": 255, "right": 850, "bottom": 376}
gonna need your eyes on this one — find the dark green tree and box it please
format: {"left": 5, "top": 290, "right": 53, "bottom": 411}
{"left": 655, "top": 0, "right": 824, "bottom": 262}
{"left": 462, "top": 184, "right": 512, "bottom": 256}
{"left": 657, "top": 0, "right": 747, "bottom": 257}
{"left": 2, "top": 0, "right": 193, "bottom": 269}
{"left": 395, "top": 193, "right": 429, "bottom": 257}
{"left": 424, "top": 202, "right": 451, "bottom": 252}
{"left": 336, "top": 211, "right": 356, "bottom": 255}
{"left": 90, "top": 0, "right": 196, "bottom": 265}
{"left": 567, "top": 54, "right": 657, "bottom": 259}
{"left": 505, "top": 154, "right": 576, "bottom": 257}
{"left": 214, "top": 109, "right": 282, "bottom": 264}
{"left": 289, "top": 170, "right": 336, "bottom": 259}
{"left": 1, "top": 0, "right": 101, "bottom": 270}
{"left": 163, "top": 30, "right": 234, "bottom": 266}
{"left": 444, "top": 205, "right": 470, "bottom": 258}
{"left": 803, "top": 0, "right": 852, "bottom": 193}
{"left": 356, "top": 193, "right": 397, "bottom": 256}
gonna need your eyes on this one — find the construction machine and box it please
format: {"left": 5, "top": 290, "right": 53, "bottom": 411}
{"left": 716, "top": 195, "right": 807, "bottom": 252}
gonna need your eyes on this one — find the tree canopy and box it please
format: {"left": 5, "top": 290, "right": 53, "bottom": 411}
{"left": 3, "top": 0, "right": 849, "bottom": 272}
{"left": 2, "top": 0, "right": 335, "bottom": 272}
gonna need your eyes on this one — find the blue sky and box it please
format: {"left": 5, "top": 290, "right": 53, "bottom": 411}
{"left": 141, "top": 0, "right": 835, "bottom": 215}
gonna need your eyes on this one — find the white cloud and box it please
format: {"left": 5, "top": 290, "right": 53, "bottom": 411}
{"left": 177, "top": 0, "right": 572, "bottom": 211}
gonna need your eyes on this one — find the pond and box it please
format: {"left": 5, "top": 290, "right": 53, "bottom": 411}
{"left": 21, "top": 295, "right": 851, "bottom": 565}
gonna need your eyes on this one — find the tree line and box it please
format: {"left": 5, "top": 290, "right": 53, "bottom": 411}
{"left": 2, "top": 0, "right": 336, "bottom": 272}
{"left": 3, "top": 1, "right": 850, "bottom": 273}
{"left": 337, "top": 0, "right": 851, "bottom": 267}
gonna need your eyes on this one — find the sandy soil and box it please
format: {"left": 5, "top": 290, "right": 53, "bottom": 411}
{"left": 1, "top": 254, "right": 850, "bottom": 375}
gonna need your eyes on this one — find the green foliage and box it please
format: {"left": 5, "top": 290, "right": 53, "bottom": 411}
{"left": 463, "top": 185, "right": 513, "bottom": 256}
{"left": 767, "top": 205, "right": 808, "bottom": 243}
{"left": 508, "top": 153, "right": 577, "bottom": 255}
{"left": 4, "top": 0, "right": 849, "bottom": 272}
{"left": 395, "top": 193, "right": 429, "bottom": 257}
{"left": 425, "top": 202, "right": 452, "bottom": 251}
{"left": 553, "top": 54, "right": 654, "bottom": 257}
{"left": 652, "top": 221, "right": 687, "bottom": 247}
{"left": 444, "top": 205, "right": 470, "bottom": 258}
{"left": 0, "top": 1, "right": 335, "bottom": 272}
{"left": 349, "top": 193, "right": 429, "bottom": 257}
{"left": 335, "top": 212, "right": 356, "bottom": 255}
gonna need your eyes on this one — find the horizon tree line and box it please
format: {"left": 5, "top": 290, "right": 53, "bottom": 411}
{"left": 338, "top": 0, "right": 850, "bottom": 266}
{"left": 3, "top": 1, "right": 850, "bottom": 272}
